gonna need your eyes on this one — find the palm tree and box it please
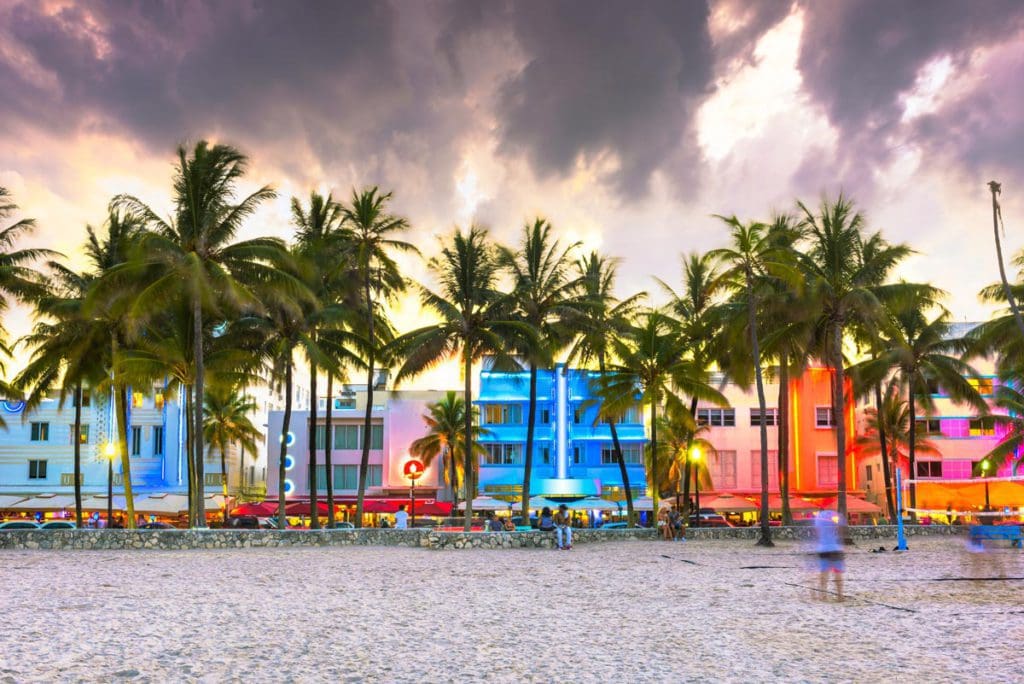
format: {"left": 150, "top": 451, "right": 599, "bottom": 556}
{"left": 983, "top": 381, "right": 1024, "bottom": 476}
{"left": 0, "top": 187, "right": 52, "bottom": 328}
{"left": 114, "top": 141, "right": 278, "bottom": 526}
{"left": 854, "top": 379, "right": 940, "bottom": 511}
{"left": 710, "top": 216, "right": 791, "bottom": 546}
{"left": 500, "top": 218, "right": 580, "bottom": 525}
{"left": 599, "top": 310, "right": 725, "bottom": 517}
{"left": 659, "top": 251, "right": 723, "bottom": 520}
{"left": 987, "top": 181, "right": 1024, "bottom": 340}
{"left": 203, "top": 386, "right": 260, "bottom": 524}
{"left": 292, "top": 191, "right": 349, "bottom": 528}
{"left": 851, "top": 289, "right": 986, "bottom": 513}
{"left": 797, "top": 195, "right": 911, "bottom": 517}
{"left": 393, "top": 226, "right": 522, "bottom": 531}
{"left": 409, "top": 391, "right": 491, "bottom": 511}
{"left": 340, "top": 188, "right": 416, "bottom": 528}
{"left": 655, "top": 397, "right": 715, "bottom": 503}
{"left": 566, "top": 252, "right": 644, "bottom": 525}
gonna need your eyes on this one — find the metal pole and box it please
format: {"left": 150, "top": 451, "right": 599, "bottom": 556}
{"left": 409, "top": 478, "right": 416, "bottom": 528}
{"left": 984, "top": 479, "right": 991, "bottom": 512}
{"left": 694, "top": 469, "right": 700, "bottom": 528}
{"left": 895, "top": 468, "right": 908, "bottom": 551}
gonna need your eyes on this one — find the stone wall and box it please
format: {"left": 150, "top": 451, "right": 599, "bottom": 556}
{"left": 0, "top": 524, "right": 964, "bottom": 551}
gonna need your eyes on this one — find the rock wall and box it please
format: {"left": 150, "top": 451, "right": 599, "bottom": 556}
{"left": 0, "top": 524, "right": 964, "bottom": 551}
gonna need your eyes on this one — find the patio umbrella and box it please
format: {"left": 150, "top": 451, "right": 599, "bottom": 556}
{"left": 231, "top": 501, "right": 278, "bottom": 517}
{"left": 285, "top": 500, "right": 330, "bottom": 516}
{"left": 823, "top": 497, "right": 882, "bottom": 514}
{"left": 363, "top": 500, "right": 400, "bottom": 514}
{"left": 8, "top": 494, "right": 77, "bottom": 510}
{"left": 564, "top": 497, "right": 619, "bottom": 511}
{"left": 459, "top": 496, "right": 515, "bottom": 511}
{"left": 764, "top": 494, "right": 822, "bottom": 512}
{"left": 80, "top": 495, "right": 126, "bottom": 512}
{"left": 413, "top": 501, "right": 453, "bottom": 516}
{"left": 704, "top": 494, "right": 758, "bottom": 513}
{"left": 134, "top": 493, "right": 190, "bottom": 515}
{"left": 0, "top": 495, "right": 27, "bottom": 509}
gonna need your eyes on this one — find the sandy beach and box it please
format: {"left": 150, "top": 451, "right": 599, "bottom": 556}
{"left": 0, "top": 537, "right": 1021, "bottom": 683}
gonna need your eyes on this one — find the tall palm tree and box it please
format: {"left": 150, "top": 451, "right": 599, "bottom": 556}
{"left": 851, "top": 290, "right": 986, "bottom": 512}
{"left": 710, "top": 216, "right": 792, "bottom": 546}
{"left": 797, "top": 195, "right": 911, "bottom": 517}
{"left": 393, "top": 226, "right": 523, "bottom": 531}
{"left": 987, "top": 181, "right": 1024, "bottom": 340}
{"left": 408, "top": 391, "right": 491, "bottom": 511}
{"left": 655, "top": 397, "right": 715, "bottom": 502}
{"left": 599, "top": 310, "right": 725, "bottom": 517}
{"left": 500, "top": 218, "right": 580, "bottom": 524}
{"left": 566, "top": 252, "right": 644, "bottom": 525}
{"left": 340, "top": 188, "right": 416, "bottom": 528}
{"left": 114, "top": 141, "right": 278, "bottom": 526}
{"left": 292, "top": 191, "right": 349, "bottom": 528}
{"left": 658, "top": 251, "right": 722, "bottom": 519}
{"left": 203, "top": 386, "right": 260, "bottom": 524}
{"left": 0, "top": 187, "right": 52, "bottom": 329}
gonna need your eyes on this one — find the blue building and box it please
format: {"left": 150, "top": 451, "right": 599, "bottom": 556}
{"left": 475, "top": 363, "right": 647, "bottom": 501}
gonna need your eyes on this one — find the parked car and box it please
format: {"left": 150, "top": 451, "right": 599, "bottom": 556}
{"left": 329, "top": 521, "right": 355, "bottom": 529}
{"left": 138, "top": 521, "right": 176, "bottom": 530}
{"left": 0, "top": 520, "right": 40, "bottom": 530}
{"left": 40, "top": 521, "right": 76, "bottom": 529}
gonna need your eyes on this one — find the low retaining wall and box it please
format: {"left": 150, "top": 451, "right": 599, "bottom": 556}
{"left": 0, "top": 525, "right": 963, "bottom": 551}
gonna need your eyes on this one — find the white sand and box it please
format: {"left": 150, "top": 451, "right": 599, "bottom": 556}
{"left": 0, "top": 538, "right": 1021, "bottom": 683}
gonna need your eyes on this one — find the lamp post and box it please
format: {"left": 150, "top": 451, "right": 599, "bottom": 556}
{"left": 404, "top": 458, "right": 424, "bottom": 528}
{"left": 689, "top": 445, "right": 702, "bottom": 528}
{"left": 980, "top": 458, "right": 992, "bottom": 512}
{"left": 104, "top": 442, "right": 116, "bottom": 525}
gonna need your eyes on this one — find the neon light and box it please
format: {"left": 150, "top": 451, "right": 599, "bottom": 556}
{"left": 284, "top": 455, "right": 295, "bottom": 471}
{"left": 284, "top": 478, "right": 295, "bottom": 495}
{"left": 791, "top": 385, "right": 801, "bottom": 491}
{"left": 1, "top": 400, "right": 25, "bottom": 413}
{"left": 285, "top": 431, "right": 295, "bottom": 446}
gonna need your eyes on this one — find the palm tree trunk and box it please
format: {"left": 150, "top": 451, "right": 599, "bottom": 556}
{"left": 356, "top": 278, "right": 375, "bottom": 529}
{"left": 73, "top": 382, "right": 84, "bottom": 528}
{"left": 193, "top": 296, "right": 207, "bottom": 527}
{"left": 747, "top": 282, "right": 773, "bottom": 547}
{"left": 649, "top": 399, "right": 659, "bottom": 519}
{"left": 874, "top": 382, "right": 896, "bottom": 524}
{"left": 989, "top": 181, "right": 1024, "bottom": 340}
{"left": 681, "top": 395, "right": 698, "bottom": 521}
{"left": 219, "top": 444, "right": 229, "bottom": 526}
{"left": 324, "top": 372, "right": 335, "bottom": 527}
{"left": 598, "top": 351, "right": 635, "bottom": 526}
{"left": 115, "top": 383, "right": 136, "bottom": 529}
{"left": 778, "top": 355, "right": 792, "bottom": 525}
{"left": 833, "top": 322, "right": 848, "bottom": 519}
{"left": 184, "top": 387, "right": 193, "bottom": 526}
{"left": 308, "top": 360, "right": 320, "bottom": 529}
{"left": 449, "top": 446, "right": 459, "bottom": 517}
{"left": 906, "top": 375, "right": 918, "bottom": 515}
{"left": 520, "top": 363, "right": 537, "bottom": 524}
{"left": 277, "top": 360, "right": 293, "bottom": 530}
{"left": 463, "top": 352, "right": 474, "bottom": 532}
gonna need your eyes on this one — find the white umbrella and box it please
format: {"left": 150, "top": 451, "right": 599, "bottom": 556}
{"left": 458, "top": 496, "right": 513, "bottom": 511}
{"left": 80, "top": 495, "right": 127, "bottom": 511}
{"left": 631, "top": 496, "right": 655, "bottom": 511}
{"left": 134, "top": 493, "right": 189, "bottom": 515}
{"left": 8, "top": 494, "right": 77, "bottom": 510}
{"left": 0, "top": 495, "right": 28, "bottom": 509}
{"left": 565, "top": 497, "right": 619, "bottom": 511}
{"left": 528, "top": 496, "right": 559, "bottom": 510}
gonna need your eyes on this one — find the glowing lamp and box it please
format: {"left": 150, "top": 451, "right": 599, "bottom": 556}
{"left": 103, "top": 442, "right": 117, "bottom": 459}
{"left": 689, "top": 446, "right": 701, "bottom": 462}
{"left": 404, "top": 459, "right": 425, "bottom": 481}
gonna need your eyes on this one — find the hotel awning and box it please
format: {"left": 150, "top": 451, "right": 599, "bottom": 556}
{"left": 0, "top": 495, "right": 27, "bottom": 509}
{"left": 8, "top": 494, "right": 77, "bottom": 510}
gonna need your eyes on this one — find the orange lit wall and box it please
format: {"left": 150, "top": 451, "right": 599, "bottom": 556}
{"left": 788, "top": 367, "right": 858, "bottom": 495}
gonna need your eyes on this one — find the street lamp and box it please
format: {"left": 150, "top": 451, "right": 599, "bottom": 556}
{"left": 980, "top": 458, "right": 993, "bottom": 512}
{"left": 103, "top": 442, "right": 116, "bottom": 525}
{"left": 689, "top": 445, "right": 702, "bottom": 528}
{"left": 404, "top": 458, "right": 425, "bottom": 528}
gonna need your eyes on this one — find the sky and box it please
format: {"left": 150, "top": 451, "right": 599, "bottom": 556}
{"left": 2, "top": 0, "right": 1024, "bottom": 388}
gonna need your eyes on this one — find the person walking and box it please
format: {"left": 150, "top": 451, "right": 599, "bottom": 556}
{"left": 394, "top": 504, "right": 409, "bottom": 529}
{"left": 813, "top": 511, "right": 846, "bottom": 601}
{"left": 554, "top": 503, "right": 573, "bottom": 550}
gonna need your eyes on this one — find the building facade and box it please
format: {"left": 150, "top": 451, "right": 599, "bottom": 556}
{"left": 475, "top": 364, "right": 647, "bottom": 501}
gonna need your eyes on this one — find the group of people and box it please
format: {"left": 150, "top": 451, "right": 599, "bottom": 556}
{"left": 659, "top": 505, "right": 687, "bottom": 541}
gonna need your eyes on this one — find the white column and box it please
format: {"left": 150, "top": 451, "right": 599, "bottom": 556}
{"left": 556, "top": 365, "right": 568, "bottom": 479}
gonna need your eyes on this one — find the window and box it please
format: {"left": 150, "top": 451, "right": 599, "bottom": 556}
{"left": 696, "top": 408, "right": 736, "bottom": 427}
{"left": 750, "top": 450, "right": 779, "bottom": 489}
{"left": 484, "top": 404, "right": 522, "bottom": 425}
{"left": 968, "top": 377, "right": 995, "bottom": 396}
{"left": 815, "top": 407, "right": 835, "bottom": 428}
{"left": 334, "top": 396, "right": 356, "bottom": 410}
{"left": 154, "top": 392, "right": 165, "bottom": 411}
{"left": 370, "top": 424, "right": 383, "bottom": 450}
{"left": 153, "top": 426, "right": 164, "bottom": 456}
{"left": 865, "top": 464, "right": 873, "bottom": 481}
{"left": 749, "top": 408, "right": 778, "bottom": 427}
{"left": 314, "top": 425, "right": 327, "bottom": 450}
{"left": 333, "top": 425, "right": 360, "bottom": 450}
{"left": 483, "top": 443, "right": 523, "bottom": 465}
{"left": 73, "top": 390, "right": 91, "bottom": 407}
{"left": 316, "top": 464, "right": 382, "bottom": 490}
{"left": 28, "top": 459, "right": 47, "bottom": 480}
{"left": 68, "top": 424, "right": 90, "bottom": 445}
{"left": 915, "top": 461, "right": 942, "bottom": 478}
{"left": 30, "top": 422, "right": 49, "bottom": 441}
{"left": 573, "top": 446, "right": 582, "bottom": 464}
{"left": 969, "top": 417, "right": 996, "bottom": 437}
{"left": 601, "top": 444, "right": 643, "bottom": 465}
{"left": 540, "top": 446, "right": 550, "bottom": 465}
{"left": 60, "top": 472, "right": 83, "bottom": 486}
{"left": 916, "top": 418, "right": 942, "bottom": 435}
{"left": 614, "top": 405, "right": 641, "bottom": 424}
{"left": 540, "top": 408, "right": 551, "bottom": 424}
{"left": 573, "top": 408, "right": 581, "bottom": 424}
{"left": 817, "top": 454, "right": 838, "bottom": 487}
{"left": 711, "top": 450, "right": 737, "bottom": 488}
{"left": 131, "top": 426, "right": 142, "bottom": 456}
{"left": 132, "top": 392, "right": 145, "bottom": 408}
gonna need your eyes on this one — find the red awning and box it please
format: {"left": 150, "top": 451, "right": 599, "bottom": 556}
{"left": 284, "top": 500, "right": 331, "bottom": 516}
{"left": 412, "top": 501, "right": 453, "bottom": 516}
{"left": 231, "top": 502, "right": 278, "bottom": 517}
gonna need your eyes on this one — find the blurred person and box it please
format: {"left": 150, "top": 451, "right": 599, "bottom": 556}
{"left": 502, "top": 517, "right": 515, "bottom": 532}
{"left": 814, "top": 511, "right": 846, "bottom": 601}
{"left": 394, "top": 504, "right": 408, "bottom": 529}
{"left": 538, "top": 506, "right": 555, "bottom": 532}
{"left": 554, "top": 504, "right": 573, "bottom": 550}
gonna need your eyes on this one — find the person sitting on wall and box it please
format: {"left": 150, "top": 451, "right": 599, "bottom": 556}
{"left": 486, "top": 511, "right": 503, "bottom": 531}
{"left": 502, "top": 517, "right": 515, "bottom": 532}
{"left": 538, "top": 506, "right": 555, "bottom": 532}
{"left": 554, "top": 504, "right": 573, "bottom": 550}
